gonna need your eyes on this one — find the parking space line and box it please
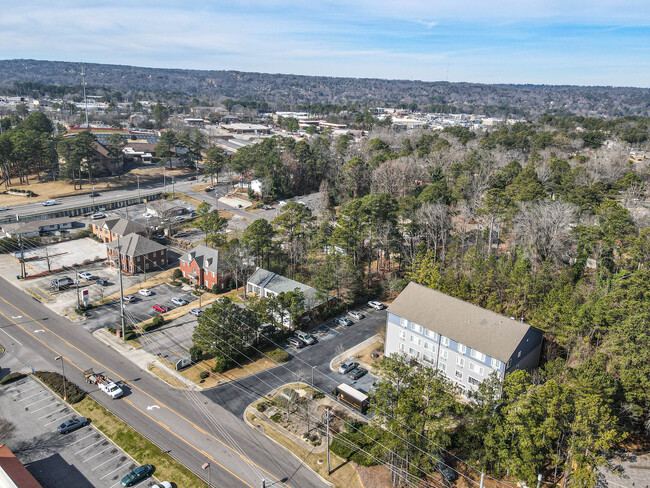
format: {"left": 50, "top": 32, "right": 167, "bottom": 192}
{"left": 19, "top": 391, "right": 47, "bottom": 402}
{"left": 45, "top": 414, "right": 72, "bottom": 426}
{"left": 12, "top": 384, "right": 40, "bottom": 398}
{"left": 31, "top": 402, "right": 59, "bottom": 413}
{"left": 38, "top": 407, "right": 66, "bottom": 419}
{"left": 91, "top": 453, "right": 122, "bottom": 471}
{"left": 75, "top": 439, "right": 104, "bottom": 454}
{"left": 68, "top": 432, "right": 96, "bottom": 445}
{"left": 101, "top": 461, "right": 131, "bottom": 480}
{"left": 84, "top": 445, "right": 112, "bottom": 462}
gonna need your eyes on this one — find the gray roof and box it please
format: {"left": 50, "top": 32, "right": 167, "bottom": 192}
{"left": 181, "top": 245, "right": 224, "bottom": 274}
{"left": 105, "top": 233, "right": 166, "bottom": 257}
{"left": 1, "top": 217, "right": 75, "bottom": 235}
{"left": 105, "top": 218, "right": 146, "bottom": 237}
{"left": 388, "top": 282, "right": 536, "bottom": 362}
{"left": 247, "top": 268, "right": 323, "bottom": 307}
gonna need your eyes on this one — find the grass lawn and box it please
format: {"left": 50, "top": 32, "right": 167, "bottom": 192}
{"left": 75, "top": 396, "right": 207, "bottom": 487}
{"left": 247, "top": 410, "right": 364, "bottom": 488}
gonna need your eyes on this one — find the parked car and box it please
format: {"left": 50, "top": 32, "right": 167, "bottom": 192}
{"left": 288, "top": 337, "right": 305, "bottom": 348}
{"left": 142, "top": 212, "right": 153, "bottom": 219}
{"left": 187, "top": 176, "right": 197, "bottom": 181}
{"left": 139, "top": 289, "right": 152, "bottom": 296}
{"left": 334, "top": 317, "right": 353, "bottom": 327}
{"left": 91, "top": 213, "right": 105, "bottom": 220}
{"left": 151, "top": 482, "right": 172, "bottom": 488}
{"left": 153, "top": 304, "right": 167, "bottom": 313}
{"left": 295, "top": 330, "right": 316, "bottom": 345}
{"left": 205, "top": 186, "right": 214, "bottom": 192}
{"left": 79, "top": 271, "right": 95, "bottom": 281}
{"left": 51, "top": 276, "right": 74, "bottom": 288}
{"left": 96, "top": 279, "right": 109, "bottom": 286}
{"left": 121, "top": 464, "right": 155, "bottom": 487}
{"left": 123, "top": 295, "right": 137, "bottom": 303}
{"left": 173, "top": 215, "right": 185, "bottom": 222}
{"left": 57, "top": 416, "right": 89, "bottom": 434}
{"left": 171, "top": 297, "right": 188, "bottom": 306}
{"left": 261, "top": 205, "right": 274, "bottom": 210}
{"left": 348, "top": 311, "right": 365, "bottom": 320}
{"left": 367, "top": 300, "right": 386, "bottom": 310}
{"left": 338, "top": 360, "right": 358, "bottom": 374}
{"left": 349, "top": 367, "right": 368, "bottom": 380}
{"left": 189, "top": 308, "right": 202, "bottom": 317}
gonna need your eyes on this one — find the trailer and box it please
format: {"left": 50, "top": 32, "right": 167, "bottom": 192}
{"left": 334, "top": 383, "right": 368, "bottom": 414}
{"left": 83, "top": 368, "right": 123, "bottom": 399}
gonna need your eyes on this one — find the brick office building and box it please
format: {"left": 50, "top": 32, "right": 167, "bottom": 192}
{"left": 105, "top": 233, "right": 167, "bottom": 274}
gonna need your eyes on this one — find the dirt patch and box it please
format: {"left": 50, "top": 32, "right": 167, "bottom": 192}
{"left": 356, "top": 340, "right": 384, "bottom": 369}
{"left": 355, "top": 464, "right": 393, "bottom": 488}
{"left": 191, "top": 183, "right": 211, "bottom": 192}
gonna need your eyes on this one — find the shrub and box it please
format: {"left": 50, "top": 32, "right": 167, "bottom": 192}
{"left": 173, "top": 269, "right": 183, "bottom": 279}
{"left": 312, "top": 391, "right": 325, "bottom": 400}
{"left": 270, "top": 412, "right": 282, "bottom": 423}
{"left": 144, "top": 314, "right": 165, "bottom": 331}
{"left": 199, "top": 371, "right": 209, "bottom": 379}
{"left": 189, "top": 345, "right": 203, "bottom": 361}
{"left": 0, "top": 372, "right": 25, "bottom": 385}
{"left": 34, "top": 371, "right": 86, "bottom": 404}
{"left": 330, "top": 431, "right": 378, "bottom": 466}
{"left": 256, "top": 402, "right": 268, "bottom": 413}
{"left": 211, "top": 356, "right": 232, "bottom": 373}
{"left": 124, "top": 329, "right": 137, "bottom": 341}
{"left": 268, "top": 348, "right": 290, "bottom": 363}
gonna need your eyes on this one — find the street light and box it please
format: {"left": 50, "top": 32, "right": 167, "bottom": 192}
{"left": 201, "top": 462, "right": 210, "bottom": 487}
{"left": 55, "top": 355, "right": 67, "bottom": 401}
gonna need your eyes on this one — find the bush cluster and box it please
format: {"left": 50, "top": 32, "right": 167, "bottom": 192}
{"left": 267, "top": 348, "right": 290, "bottom": 363}
{"left": 0, "top": 372, "right": 25, "bottom": 385}
{"left": 34, "top": 371, "right": 86, "bottom": 404}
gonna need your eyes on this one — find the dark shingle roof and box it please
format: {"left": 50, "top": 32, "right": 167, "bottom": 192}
{"left": 106, "top": 233, "right": 166, "bottom": 257}
{"left": 181, "top": 245, "right": 224, "bottom": 273}
{"left": 388, "top": 282, "right": 536, "bottom": 362}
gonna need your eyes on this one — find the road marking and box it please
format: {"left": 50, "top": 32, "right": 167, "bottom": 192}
{"left": 84, "top": 445, "right": 112, "bottom": 462}
{"left": 91, "top": 453, "right": 122, "bottom": 471}
{"left": 75, "top": 439, "right": 104, "bottom": 455}
{"left": 68, "top": 432, "right": 96, "bottom": 445}
{"left": 23, "top": 396, "right": 51, "bottom": 407}
{"left": 45, "top": 414, "right": 73, "bottom": 426}
{"left": 31, "top": 402, "right": 59, "bottom": 413}
{"left": 11, "top": 315, "right": 22, "bottom": 319}
{"left": 101, "top": 461, "right": 131, "bottom": 480}
{"left": 0, "top": 326, "right": 22, "bottom": 345}
{"left": 146, "top": 405, "right": 160, "bottom": 411}
{"left": 38, "top": 407, "right": 66, "bottom": 419}
{"left": 12, "top": 384, "right": 40, "bottom": 398}
{"left": 18, "top": 390, "right": 46, "bottom": 402}
{"left": 0, "top": 299, "right": 291, "bottom": 488}
{"left": 34, "top": 329, "right": 45, "bottom": 333}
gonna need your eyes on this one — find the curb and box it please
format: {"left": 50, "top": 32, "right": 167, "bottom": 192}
{"left": 329, "top": 334, "right": 382, "bottom": 372}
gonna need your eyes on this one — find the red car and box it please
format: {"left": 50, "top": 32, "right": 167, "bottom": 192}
{"left": 153, "top": 304, "right": 167, "bottom": 313}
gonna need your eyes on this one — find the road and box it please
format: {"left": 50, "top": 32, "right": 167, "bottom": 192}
{"left": 0, "top": 277, "right": 329, "bottom": 488}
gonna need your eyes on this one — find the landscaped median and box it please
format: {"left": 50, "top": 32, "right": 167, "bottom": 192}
{"left": 31, "top": 370, "right": 208, "bottom": 487}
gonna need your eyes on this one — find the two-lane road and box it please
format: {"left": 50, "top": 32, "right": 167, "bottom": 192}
{"left": 0, "top": 278, "right": 328, "bottom": 488}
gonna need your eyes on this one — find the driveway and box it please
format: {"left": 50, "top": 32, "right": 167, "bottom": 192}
{"left": 0, "top": 376, "right": 155, "bottom": 488}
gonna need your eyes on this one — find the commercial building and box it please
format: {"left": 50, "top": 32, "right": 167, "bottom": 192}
{"left": 91, "top": 217, "right": 146, "bottom": 243}
{"left": 105, "top": 233, "right": 167, "bottom": 274}
{"left": 384, "top": 282, "right": 543, "bottom": 395}
{"left": 179, "top": 245, "right": 230, "bottom": 290}
{"left": 1, "top": 217, "right": 76, "bottom": 238}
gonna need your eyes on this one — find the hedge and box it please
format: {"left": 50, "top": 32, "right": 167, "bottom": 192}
{"left": 0, "top": 372, "right": 26, "bottom": 385}
{"left": 34, "top": 371, "right": 86, "bottom": 404}
{"left": 143, "top": 314, "right": 165, "bottom": 331}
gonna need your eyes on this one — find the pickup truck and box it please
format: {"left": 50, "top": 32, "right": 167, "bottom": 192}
{"left": 84, "top": 369, "right": 123, "bottom": 399}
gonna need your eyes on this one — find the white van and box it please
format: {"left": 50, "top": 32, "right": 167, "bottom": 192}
{"left": 43, "top": 200, "right": 57, "bottom": 206}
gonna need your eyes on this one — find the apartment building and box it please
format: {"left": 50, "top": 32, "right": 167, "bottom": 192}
{"left": 384, "top": 282, "right": 543, "bottom": 394}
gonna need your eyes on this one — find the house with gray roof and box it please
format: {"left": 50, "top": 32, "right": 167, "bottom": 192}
{"left": 385, "top": 282, "right": 543, "bottom": 395}
{"left": 247, "top": 268, "right": 327, "bottom": 327}
{"left": 105, "top": 233, "right": 167, "bottom": 274}
{"left": 179, "top": 244, "right": 230, "bottom": 291}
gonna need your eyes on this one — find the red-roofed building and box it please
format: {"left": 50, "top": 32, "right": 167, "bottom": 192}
{"left": 0, "top": 444, "right": 43, "bottom": 488}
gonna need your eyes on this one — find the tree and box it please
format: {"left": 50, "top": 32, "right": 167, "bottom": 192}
{"left": 506, "top": 165, "right": 546, "bottom": 202}
{"left": 272, "top": 201, "right": 314, "bottom": 277}
{"left": 241, "top": 219, "right": 275, "bottom": 268}
{"left": 223, "top": 239, "right": 253, "bottom": 294}
{"left": 151, "top": 103, "right": 170, "bottom": 129}
{"left": 197, "top": 210, "right": 227, "bottom": 247}
{"left": 106, "top": 133, "right": 126, "bottom": 175}
{"left": 204, "top": 146, "right": 228, "bottom": 184}
{"left": 155, "top": 130, "right": 177, "bottom": 168}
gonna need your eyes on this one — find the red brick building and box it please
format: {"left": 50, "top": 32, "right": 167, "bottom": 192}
{"left": 92, "top": 218, "right": 147, "bottom": 243}
{"left": 106, "top": 233, "right": 167, "bottom": 274}
{"left": 179, "top": 245, "right": 229, "bottom": 290}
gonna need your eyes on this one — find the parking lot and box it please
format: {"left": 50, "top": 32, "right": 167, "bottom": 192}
{"left": 86, "top": 283, "right": 197, "bottom": 332}
{"left": 0, "top": 376, "right": 158, "bottom": 488}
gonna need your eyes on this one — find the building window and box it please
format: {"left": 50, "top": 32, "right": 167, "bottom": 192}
{"left": 398, "top": 342, "right": 405, "bottom": 351}
{"left": 399, "top": 330, "right": 407, "bottom": 339}
{"left": 408, "top": 347, "right": 420, "bottom": 358}
{"left": 400, "top": 317, "right": 408, "bottom": 328}
{"left": 468, "top": 376, "right": 480, "bottom": 386}
{"left": 456, "top": 357, "right": 465, "bottom": 367}
{"left": 423, "top": 341, "right": 430, "bottom": 350}
{"left": 425, "top": 329, "right": 438, "bottom": 341}
{"left": 469, "top": 362, "right": 484, "bottom": 375}
{"left": 470, "top": 349, "right": 486, "bottom": 362}
{"left": 454, "top": 370, "right": 463, "bottom": 380}
{"left": 441, "top": 350, "right": 448, "bottom": 360}
{"left": 491, "top": 358, "right": 501, "bottom": 369}
{"left": 439, "top": 363, "right": 447, "bottom": 372}
{"left": 458, "top": 344, "right": 467, "bottom": 354}
{"left": 423, "top": 354, "right": 435, "bottom": 364}
{"left": 441, "top": 336, "right": 449, "bottom": 347}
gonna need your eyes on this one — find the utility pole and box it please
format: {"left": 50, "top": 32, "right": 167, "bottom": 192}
{"left": 75, "top": 268, "right": 80, "bottom": 309}
{"left": 172, "top": 177, "right": 175, "bottom": 198}
{"left": 81, "top": 63, "right": 89, "bottom": 130}
{"left": 163, "top": 168, "right": 166, "bottom": 195}
{"left": 19, "top": 235, "right": 25, "bottom": 278}
{"left": 117, "top": 236, "right": 126, "bottom": 340}
{"left": 55, "top": 356, "right": 67, "bottom": 401}
{"left": 480, "top": 472, "right": 485, "bottom": 488}
{"left": 137, "top": 175, "right": 141, "bottom": 203}
{"left": 311, "top": 365, "right": 316, "bottom": 387}
{"left": 326, "top": 407, "right": 331, "bottom": 475}
{"left": 91, "top": 184, "right": 96, "bottom": 211}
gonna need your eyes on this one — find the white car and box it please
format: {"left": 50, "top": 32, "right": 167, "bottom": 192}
{"left": 171, "top": 297, "right": 188, "bottom": 306}
{"left": 139, "top": 289, "right": 152, "bottom": 296}
{"left": 142, "top": 212, "right": 153, "bottom": 219}
{"left": 295, "top": 330, "right": 316, "bottom": 345}
{"left": 189, "top": 308, "right": 202, "bottom": 317}
{"left": 78, "top": 271, "right": 95, "bottom": 281}
{"left": 368, "top": 300, "right": 386, "bottom": 310}
{"left": 151, "top": 482, "right": 172, "bottom": 488}
{"left": 91, "top": 213, "right": 105, "bottom": 220}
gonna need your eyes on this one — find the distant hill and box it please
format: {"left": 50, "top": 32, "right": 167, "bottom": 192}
{"left": 1, "top": 59, "right": 649, "bottom": 117}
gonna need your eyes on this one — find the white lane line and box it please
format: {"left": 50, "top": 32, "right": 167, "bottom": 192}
{"left": 75, "top": 439, "right": 104, "bottom": 455}
{"left": 102, "top": 461, "right": 131, "bottom": 480}
{"left": 0, "top": 327, "right": 22, "bottom": 346}
{"left": 24, "top": 396, "right": 52, "bottom": 407}
{"left": 12, "top": 384, "right": 40, "bottom": 398}
{"left": 45, "top": 414, "right": 71, "bottom": 426}
{"left": 38, "top": 407, "right": 66, "bottom": 420}
{"left": 84, "top": 445, "right": 111, "bottom": 462}
{"left": 19, "top": 391, "right": 47, "bottom": 402}
{"left": 31, "top": 402, "right": 58, "bottom": 413}
{"left": 68, "top": 432, "right": 95, "bottom": 445}
{"left": 91, "top": 453, "right": 122, "bottom": 471}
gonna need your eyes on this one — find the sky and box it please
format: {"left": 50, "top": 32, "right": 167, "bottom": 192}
{"left": 1, "top": 0, "right": 649, "bottom": 87}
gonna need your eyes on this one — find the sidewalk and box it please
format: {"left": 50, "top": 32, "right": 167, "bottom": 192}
{"left": 93, "top": 328, "right": 200, "bottom": 391}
